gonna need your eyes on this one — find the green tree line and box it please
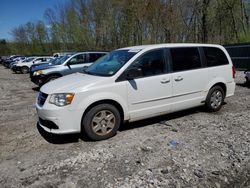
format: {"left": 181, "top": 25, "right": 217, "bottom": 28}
{"left": 1, "top": 0, "right": 250, "bottom": 55}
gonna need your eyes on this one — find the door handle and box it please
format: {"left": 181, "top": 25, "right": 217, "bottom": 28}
{"left": 174, "top": 76, "right": 183, "bottom": 81}
{"left": 161, "top": 78, "right": 170, "bottom": 84}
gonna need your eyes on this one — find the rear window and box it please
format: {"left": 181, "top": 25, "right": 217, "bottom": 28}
{"left": 170, "top": 47, "right": 201, "bottom": 72}
{"left": 203, "top": 47, "right": 229, "bottom": 67}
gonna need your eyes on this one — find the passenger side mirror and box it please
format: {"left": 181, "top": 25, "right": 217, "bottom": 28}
{"left": 67, "top": 61, "right": 74, "bottom": 69}
{"left": 126, "top": 67, "right": 143, "bottom": 80}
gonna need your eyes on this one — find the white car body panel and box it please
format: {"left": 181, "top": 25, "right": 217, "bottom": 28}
{"left": 171, "top": 68, "right": 209, "bottom": 112}
{"left": 127, "top": 74, "right": 172, "bottom": 120}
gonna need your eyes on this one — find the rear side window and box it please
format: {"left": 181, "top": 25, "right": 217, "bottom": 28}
{"left": 203, "top": 47, "right": 229, "bottom": 67}
{"left": 170, "top": 47, "right": 201, "bottom": 72}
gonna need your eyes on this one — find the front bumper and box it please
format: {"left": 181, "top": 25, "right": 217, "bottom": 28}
{"left": 226, "top": 82, "right": 236, "bottom": 97}
{"left": 31, "top": 75, "right": 47, "bottom": 86}
{"left": 36, "top": 101, "right": 83, "bottom": 134}
{"left": 11, "top": 65, "right": 22, "bottom": 72}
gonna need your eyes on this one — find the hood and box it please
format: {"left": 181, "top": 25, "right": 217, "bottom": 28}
{"left": 31, "top": 63, "right": 56, "bottom": 72}
{"left": 40, "top": 73, "right": 108, "bottom": 94}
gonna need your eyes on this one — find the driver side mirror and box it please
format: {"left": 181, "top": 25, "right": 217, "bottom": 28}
{"left": 67, "top": 61, "right": 74, "bottom": 69}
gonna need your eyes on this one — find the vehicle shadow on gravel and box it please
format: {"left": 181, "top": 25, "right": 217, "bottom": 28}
{"left": 119, "top": 106, "right": 207, "bottom": 131}
{"left": 37, "top": 123, "right": 81, "bottom": 144}
{"left": 32, "top": 87, "right": 40, "bottom": 92}
{"left": 236, "top": 82, "right": 250, "bottom": 88}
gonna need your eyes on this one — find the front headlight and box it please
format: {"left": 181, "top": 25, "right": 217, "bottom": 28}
{"left": 33, "top": 70, "right": 43, "bottom": 76}
{"left": 49, "top": 93, "right": 74, "bottom": 107}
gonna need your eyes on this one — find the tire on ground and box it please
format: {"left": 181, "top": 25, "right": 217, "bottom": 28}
{"left": 205, "top": 85, "right": 225, "bottom": 112}
{"left": 21, "top": 66, "right": 29, "bottom": 74}
{"left": 82, "top": 104, "right": 121, "bottom": 141}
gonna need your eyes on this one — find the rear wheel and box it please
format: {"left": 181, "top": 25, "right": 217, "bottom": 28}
{"left": 82, "top": 104, "right": 121, "bottom": 141}
{"left": 21, "top": 66, "right": 29, "bottom": 74}
{"left": 205, "top": 86, "right": 225, "bottom": 112}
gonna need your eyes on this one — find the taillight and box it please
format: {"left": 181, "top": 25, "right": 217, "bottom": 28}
{"left": 232, "top": 66, "right": 236, "bottom": 79}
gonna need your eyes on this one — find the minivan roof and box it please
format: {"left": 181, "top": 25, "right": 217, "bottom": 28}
{"left": 119, "top": 43, "right": 223, "bottom": 51}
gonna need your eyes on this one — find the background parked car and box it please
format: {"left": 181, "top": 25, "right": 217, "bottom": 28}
{"left": 2, "top": 55, "right": 19, "bottom": 66}
{"left": 13, "top": 56, "right": 53, "bottom": 74}
{"left": 3, "top": 56, "right": 26, "bottom": 68}
{"left": 9, "top": 57, "right": 29, "bottom": 69}
{"left": 30, "top": 55, "right": 72, "bottom": 77}
{"left": 11, "top": 57, "right": 37, "bottom": 72}
{"left": 31, "top": 51, "right": 108, "bottom": 86}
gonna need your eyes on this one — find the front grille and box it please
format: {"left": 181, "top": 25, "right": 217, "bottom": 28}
{"left": 37, "top": 92, "right": 48, "bottom": 107}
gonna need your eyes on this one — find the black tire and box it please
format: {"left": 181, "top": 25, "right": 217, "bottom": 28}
{"left": 82, "top": 104, "right": 121, "bottom": 141}
{"left": 205, "top": 86, "right": 225, "bottom": 112}
{"left": 21, "top": 66, "right": 29, "bottom": 74}
{"left": 46, "top": 75, "right": 60, "bottom": 83}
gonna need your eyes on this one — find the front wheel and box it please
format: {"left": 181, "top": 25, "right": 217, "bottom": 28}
{"left": 21, "top": 66, "right": 29, "bottom": 74}
{"left": 82, "top": 104, "right": 121, "bottom": 141}
{"left": 205, "top": 86, "right": 225, "bottom": 112}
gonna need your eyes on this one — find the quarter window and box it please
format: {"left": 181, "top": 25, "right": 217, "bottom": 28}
{"left": 170, "top": 47, "right": 201, "bottom": 72}
{"left": 128, "top": 49, "right": 165, "bottom": 78}
{"left": 203, "top": 47, "right": 229, "bottom": 67}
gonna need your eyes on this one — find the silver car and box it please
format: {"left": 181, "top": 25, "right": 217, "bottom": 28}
{"left": 31, "top": 51, "right": 108, "bottom": 86}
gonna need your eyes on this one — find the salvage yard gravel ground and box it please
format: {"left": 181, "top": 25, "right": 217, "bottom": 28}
{"left": 0, "top": 65, "right": 249, "bottom": 188}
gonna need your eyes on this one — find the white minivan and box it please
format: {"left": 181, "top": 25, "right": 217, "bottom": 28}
{"left": 36, "top": 44, "right": 236, "bottom": 140}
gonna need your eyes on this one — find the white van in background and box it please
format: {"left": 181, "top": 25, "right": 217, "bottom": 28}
{"left": 36, "top": 44, "right": 236, "bottom": 140}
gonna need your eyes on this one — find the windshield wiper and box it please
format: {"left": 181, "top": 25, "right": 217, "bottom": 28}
{"left": 83, "top": 70, "right": 104, "bottom": 76}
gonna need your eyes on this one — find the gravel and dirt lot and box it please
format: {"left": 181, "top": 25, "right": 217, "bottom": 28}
{"left": 0, "top": 65, "right": 250, "bottom": 188}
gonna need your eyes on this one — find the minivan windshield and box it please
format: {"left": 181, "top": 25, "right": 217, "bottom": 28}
{"left": 85, "top": 50, "right": 138, "bottom": 76}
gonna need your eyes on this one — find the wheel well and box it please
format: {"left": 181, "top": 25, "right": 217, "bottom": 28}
{"left": 211, "top": 82, "right": 226, "bottom": 96}
{"left": 81, "top": 100, "right": 124, "bottom": 127}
